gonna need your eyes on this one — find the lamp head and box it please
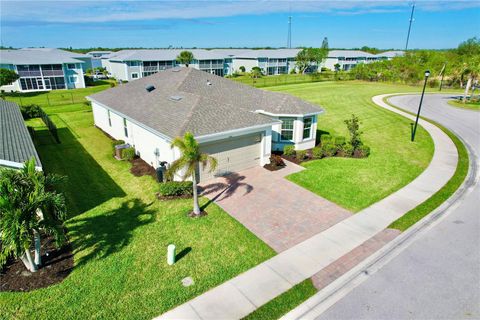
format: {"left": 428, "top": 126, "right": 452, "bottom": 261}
{"left": 425, "top": 70, "right": 431, "bottom": 78}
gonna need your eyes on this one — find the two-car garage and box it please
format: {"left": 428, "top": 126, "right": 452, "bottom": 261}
{"left": 198, "top": 133, "right": 263, "bottom": 182}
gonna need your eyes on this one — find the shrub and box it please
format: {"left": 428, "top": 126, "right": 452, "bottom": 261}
{"left": 353, "top": 145, "right": 371, "bottom": 158}
{"left": 338, "top": 143, "right": 354, "bottom": 157}
{"left": 312, "top": 147, "right": 322, "bottom": 159}
{"left": 321, "top": 142, "right": 338, "bottom": 157}
{"left": 122, "top": 147, "right": 136, "bottom": 161}
{"left": 111, "top": 140, "right": 125, "bottom": 155}
{"left": 158, "top": 181, "right": 193, "bottom": 197}
{"left": 239, "top": 66, "right": 246, "bottom": 73}
{"left": 283, "top": 145, "right": 296, "bottom": 156}
{"left": 20, "top": 104, "right": 42, "bottom": 119}
{"left": 290, "top": 68, "right": 297, "bottom": 74}
{"left": 83, "top": 101, "right": 92, "bottom": 107}
{"left": 334, "top": 136, "right": 346, "bottom": 146}
{"left": 296, "top": 150, "right": 307, "bottom": 160}
{"left": 269, "top": 155, "right": 285, "bottom": 167}
{"left": 320, "top": 134, "right": 333, "bottom": 145}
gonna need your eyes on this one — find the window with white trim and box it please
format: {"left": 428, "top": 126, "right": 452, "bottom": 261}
{"left": 68, "top": 75, "right": 78, "bottom": 83}
{"left": 67, "top": 64, "right": 76, "bottom": 70}
{"left": 280, "top": 117, "right": 294, "bottom": 141}
{"left": 131, "top": 72, "right": 139, "bottom": 79}
{"left": 123, "top": 118, "right": 128, "bottom": 137}
{"left": 303, "top": 116, "right": 313, "bottom": 140}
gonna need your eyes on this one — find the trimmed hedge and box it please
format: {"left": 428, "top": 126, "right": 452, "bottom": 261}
{"left": 158, "top": 181, "right": 193, "bottom": 197}
{"left": 20, "top": 104, "right": 42, "bottom": 119}
{"left": 296, "top": 149, "right": 307, "bottom": 160}
{"left": 123, "top": 147, "right": 136, "bottom": 161}
{"left": 283, "top": 145, "right": 295, "bottom": 156}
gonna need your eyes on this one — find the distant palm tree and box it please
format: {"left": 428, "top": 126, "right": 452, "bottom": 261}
{"left": 176, "top": 51, "right": 195, "bottom": 67}
{"left": 167, "top": 132, "right": 217, "bottom": 216}
{"left": 0, "top": 159, "right": 67, "bottom": 272}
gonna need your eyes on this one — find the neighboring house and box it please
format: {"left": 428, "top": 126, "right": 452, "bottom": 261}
{"left": 323, "top": 50, "right": 380, "bottom": 71}
{"left": 86, "top": 51, "right": 113, "bottom": 68}
{"left": 0, "top": 100, "right": 42, "bottom": 171}
{"left": 228, "top": 49, "right": 301, "bottom": 75}
{"left": 87, "top": 67, "right": 323, "bottom": 182}
{"left": 102, "top": 49, "right": 227, "bottom": 81}
{"left": 322, "top": 50, "right": 405, "bottom": 71}
{"left": 376, "top": 50, "right": 405, "bottom": 60}
{"left": 0, "top": 48, "right": 91, "bottom": 92}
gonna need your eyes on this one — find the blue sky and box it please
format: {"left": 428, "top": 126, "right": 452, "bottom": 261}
{"left": 1, "top": 1, "right": 479, "bottom": 49}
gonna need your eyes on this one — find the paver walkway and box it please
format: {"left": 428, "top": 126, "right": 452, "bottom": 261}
{"left": 155, "top": 94, "right": 458, "bottom": 320}
{"left": 199, "top": 162, "right": 352, "bottom": 252}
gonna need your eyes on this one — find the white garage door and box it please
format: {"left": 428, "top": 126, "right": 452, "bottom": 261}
{"left": 198, "top": 133, "right": 262, "bottom": 182}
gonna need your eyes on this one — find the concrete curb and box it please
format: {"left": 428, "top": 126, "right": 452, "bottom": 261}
{"left": 280, "top": 93, "right": 477, "bottom": 320}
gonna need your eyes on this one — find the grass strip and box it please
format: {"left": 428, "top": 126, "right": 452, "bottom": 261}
{"left": 242, "top": 280, "right": 317, "bottom": 320}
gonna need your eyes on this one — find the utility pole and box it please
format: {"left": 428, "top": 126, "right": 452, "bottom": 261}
{"left": 405, "top": 2, "right": 415, "bottom": 51}
{"left": 287, "top": 15, "right": 292, "bottom": 48}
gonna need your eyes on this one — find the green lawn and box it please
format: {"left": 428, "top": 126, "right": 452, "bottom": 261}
{"left": 447, "top": 98, "right": 480, "bottom": 111}
{"left": 268, "top": 81, "right": 438, "bottom": 212}
{"left": 0, "top": 96, "right": 276, "bottom": 319}
{"left": 231, "top": 72, "right": 352, "bottom": 88}
{"left": 3, "top": 81, "right": 112, "bottom": 109}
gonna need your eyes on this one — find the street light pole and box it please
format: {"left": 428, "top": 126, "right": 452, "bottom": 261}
{"left": 411, "top": 70, "right": 430, "bottom": 142}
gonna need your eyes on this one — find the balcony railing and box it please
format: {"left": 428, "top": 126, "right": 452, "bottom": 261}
{"left": 143, "top": 66, "right": 159, "bottom": 72}
{"left": 18, "top": 71, "right": 42, "bottom": 77}
{"left": 42, "top": 70, "right": 64, "bottom": 76}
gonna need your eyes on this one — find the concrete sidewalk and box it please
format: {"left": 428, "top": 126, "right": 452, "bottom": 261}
{"left": 154, "top": 94, "right": 458, "bottom": 320}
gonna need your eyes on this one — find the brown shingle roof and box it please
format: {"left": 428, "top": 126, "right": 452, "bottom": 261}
{"left": 88, "top": 68, "right": 323, "bottom": 138}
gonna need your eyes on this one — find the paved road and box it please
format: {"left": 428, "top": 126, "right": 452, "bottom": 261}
{"left": 317, "top": 94, "right": 480, "bottom": 320}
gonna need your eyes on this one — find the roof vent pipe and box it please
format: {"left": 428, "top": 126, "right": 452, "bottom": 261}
{"left": 207, "top": 80, "right": 212, "bottom": 86}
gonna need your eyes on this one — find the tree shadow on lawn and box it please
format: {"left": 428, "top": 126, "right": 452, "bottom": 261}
{"left": 198, "top": 172, "right": 253, "bottom": 210}
{"left": 33, "top": 127, "right": 126, "bottom": 218}
{"left": 68, "top": 198, "right": 155, "bottom": 268}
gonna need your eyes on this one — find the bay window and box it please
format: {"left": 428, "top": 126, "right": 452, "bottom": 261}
{"left": 280, "top": 117, "right": 294, "bottom": 141}
{"left": 303, "top": 117, "right": 313, "bottom": 140}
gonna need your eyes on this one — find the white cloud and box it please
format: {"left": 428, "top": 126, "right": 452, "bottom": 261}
{"left": 1, "top": 0, "right": 479, "bottom": 23}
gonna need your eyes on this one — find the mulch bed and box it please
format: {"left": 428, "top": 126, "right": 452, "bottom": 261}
{"left": 130, "top": 157, "right": 157, "bottom": 179}
{"left": 263, "top": 163, "right": 285, "bottom": 171}
{"left": 155, "top": 192, "right": 193, "bottom": 201}
{"left": 0, "top": 236, "right": 73, "bottom": 292}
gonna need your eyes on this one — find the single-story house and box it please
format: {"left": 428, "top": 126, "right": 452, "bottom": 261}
{"left": 87, "top": 67, "right": 323, "bottom": 182}
{"left": 0, "top": 100, "right": 42, "bottom": 171}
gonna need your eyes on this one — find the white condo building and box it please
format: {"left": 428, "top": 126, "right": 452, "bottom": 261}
{"left": 0, "top": 48, "right": 92, "bottom": 92}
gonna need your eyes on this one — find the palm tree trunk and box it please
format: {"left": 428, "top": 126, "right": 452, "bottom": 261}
{"left": 33, "top": 229, "right": 42, "bottom": 267}
{"left": 192, "top": 174, "right": 201, "bottom": 215}
{"left": 463, "top": 77, "right": 472, "bottom": 103}
{"left": 20, "top": 249, "right": 37, "bottom": 272}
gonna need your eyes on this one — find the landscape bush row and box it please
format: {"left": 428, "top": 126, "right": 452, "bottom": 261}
{"left": 282, "top": 114, "right": 370, "bottom": 164}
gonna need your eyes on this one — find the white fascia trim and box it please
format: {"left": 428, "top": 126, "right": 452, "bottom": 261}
{"left": 255, "top": 110, "right": 324, "bottom": 117}
{"left": 195, "top": 122, "right": 280, "bottom": 143}
{"left": 0, "top": 159, "right": 42, "bottom": 171}
{"left": 86, "top": 97, "right": 174, "bottom": 143}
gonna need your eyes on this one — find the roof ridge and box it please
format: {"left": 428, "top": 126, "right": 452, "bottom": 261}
{"left": 176, "top": 94, "right": 201, "bottom": 137}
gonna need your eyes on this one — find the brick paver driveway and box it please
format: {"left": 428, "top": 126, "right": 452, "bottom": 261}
{"left": 199, "top": 161, "right": 352, "bottom": 252}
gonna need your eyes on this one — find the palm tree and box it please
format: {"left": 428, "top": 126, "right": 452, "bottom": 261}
{"left": 176, "top": 51, "right": 195, "bottom": 68}
{"left": 167, "top": 132, "right": 217, "bottom": 216}
{"left": 0, "top": 159, "right": 67, "bottom": 272}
